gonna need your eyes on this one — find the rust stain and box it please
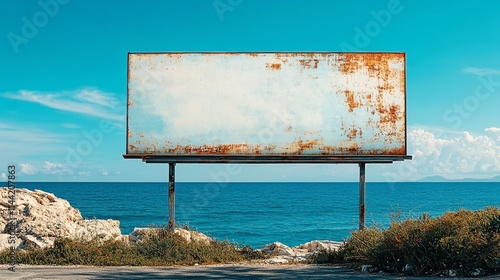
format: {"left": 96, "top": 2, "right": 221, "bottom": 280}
{"left": 263, "top": 145, "right": 277, "bottom": 151}
{"left": 266, "top": 63, "right": 282, "bottom": 70}
{"left": 282, "top": 139, "right": 322, "bottom": 155}
{"left": 349, "top": 143, "right": 359, "bottom": 153}
{"left": 391, "top": 144, "right": 406, "bottom": 155}
{"left": 321, "top": 145, "right": 336, "bottom": 154}
{"left": 378, "top": 104, "right": 401, "bottom": 124}
{"left": 344, "top": 90, "right": 359, "bottom": 112}
{"left": 337, "top": 53, "right": 360, "bottom": 73}
{"left": 299, "top": 59, "right": 319, "bottom": 69}
{"left": 128, "top": 100, "right": 134, "bottom": 107}
{"left": 337, "top": 53, "right": 404, "bottom": 95}
{"left": 131, "top": 140, "right": 405, "bottom": 156}
{"left": 166, "top": 143, "right": 255, "bottom": 155}
{"left": 347, "top": 129, "right": 358, "bottom": 140}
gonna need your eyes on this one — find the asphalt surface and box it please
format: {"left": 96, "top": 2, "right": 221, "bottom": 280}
{"left": 2, "top": 264, "right": 500, "bottom": 280}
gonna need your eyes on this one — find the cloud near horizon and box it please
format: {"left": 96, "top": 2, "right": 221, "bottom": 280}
{"left": 382, "top": 127, "right": 500, "bottom": 181}
{"left": 20, "top": 163, "right": 37, "bottom": 175}
{"left": 42, "top": 161, "right": 73, "bottom": 175}
{"left": 1, "top": 89, "right": 124, "bottom": 122}
{"left": 463, "top": 67, "right": 500, "bottom": 76}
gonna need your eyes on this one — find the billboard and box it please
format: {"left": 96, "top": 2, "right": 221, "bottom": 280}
{"left": 125, "top": 52, "right": 410, "bottom": 163}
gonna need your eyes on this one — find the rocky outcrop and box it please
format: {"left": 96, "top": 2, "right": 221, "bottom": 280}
{"left": 174, "top": 228, "right": 212, "bottom": 244}
{"left": 296, "top": 240, "right": 343, "bottom": 252}
{"left": 0, "top": 188, "right": 121, "bottom": 251}
{"left": 260, "top": 240, "right": 343, "bottom": 264}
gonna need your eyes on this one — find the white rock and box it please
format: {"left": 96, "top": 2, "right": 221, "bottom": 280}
{"left": 261, "top": 242, "right": 295, "bottom": 256}
{"left": 296, "top": 240, "right": 342, "bottom": 252}
{"left": 175, "top": 228, "right": 211, "bottom": 244}
{"left": 22, "top": 234, "right": 54, "bottom": 250}
{"left": 0, "top": 233, "right": 22, "bottom": 251}
{"left": 0, "top": 187, "right": 122, "bottom": 250}
{"left": 258, "top": 239, "right": 346, "bottom": 264}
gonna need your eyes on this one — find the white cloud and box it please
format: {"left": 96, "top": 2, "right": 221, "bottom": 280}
{"left": 42, "top": 161, "right": 73, "bottom": 175}
{"left": 381, "top": 127, "right": 499, "bottom": 181}
{"left": 485, "top": 127, "right": 500, "bottom": 142}
{"left": 1, "top": 173, "right": 6, "bottom": 180}
{"left": 101, "top": 170, "right": 109, "bottom": 176}
{"left": 463, "top": 67, "right": 500, "bottom": 76}
{"left": 20, "top": 163, "right": 37, "bottom": 175}
{"left": 486, "top": 127, "right": 500, "bottom": 132}
{"left": 78, "top": 171, "right": 90, "bottom": 176}
{"left": 76, "top": 89, "right": 120, "bottom": 108}
{"left": 1, "top": 89, "right": 124, "bottom": 121}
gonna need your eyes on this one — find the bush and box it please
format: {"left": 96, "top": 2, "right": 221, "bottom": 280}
{"left": 340, "top": 207, "right": 500, "bottom": 276}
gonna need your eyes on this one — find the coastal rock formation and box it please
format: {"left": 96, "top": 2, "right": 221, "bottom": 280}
{"left": 261, "top": 241, "right": 296, "bottom": 256}
{"left": 261, "top": 240, "right": 343, "bottom": 264}
{"left": 0, "top": 188, "right": 121, "bottom": 251}
{"left": 174, "top": 228, "right": 212, "bottom": 244}
{"left": 296, "top": 240, "right": 343, "bottom": 252}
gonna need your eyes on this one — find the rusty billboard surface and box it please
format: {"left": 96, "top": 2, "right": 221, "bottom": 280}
{"left": 125, "top": 52, "right": 410, "bottom": 163}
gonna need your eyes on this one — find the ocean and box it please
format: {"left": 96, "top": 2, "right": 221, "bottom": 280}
{"left": 15, "top": 182, "right": 500, "bottom": 248}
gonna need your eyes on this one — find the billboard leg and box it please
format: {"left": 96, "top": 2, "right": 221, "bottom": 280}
{"left": 359, "top": 163, "right": 366, "bottom": 230}
{"left": 168, "top": 163, "right": 176, "bottom": 232}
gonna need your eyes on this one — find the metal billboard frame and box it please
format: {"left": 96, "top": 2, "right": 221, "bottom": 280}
{"left": 124, "top": 52, "right": 412, "bottom": 232}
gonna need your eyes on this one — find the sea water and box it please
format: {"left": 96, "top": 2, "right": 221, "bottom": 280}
{"left": 16, "top": 182, "right": 500, "bottom": 248}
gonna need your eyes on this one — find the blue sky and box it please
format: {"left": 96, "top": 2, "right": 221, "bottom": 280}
{"left": 1, "top": 0, "right": 499, "bottom": 182}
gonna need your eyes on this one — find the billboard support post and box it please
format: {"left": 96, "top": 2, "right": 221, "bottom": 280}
{"left": 168, "top": 162, "right": 176, "bottom": 232}
{"left": 359, "top": 163, "right": 366, "bottom": 230}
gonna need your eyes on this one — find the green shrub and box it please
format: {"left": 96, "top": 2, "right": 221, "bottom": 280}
{"left": 306, "top": 248, "right": 343, "bottom": 264}
{"left": 339, "top": 207, "right": 500, "bottom": 276}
